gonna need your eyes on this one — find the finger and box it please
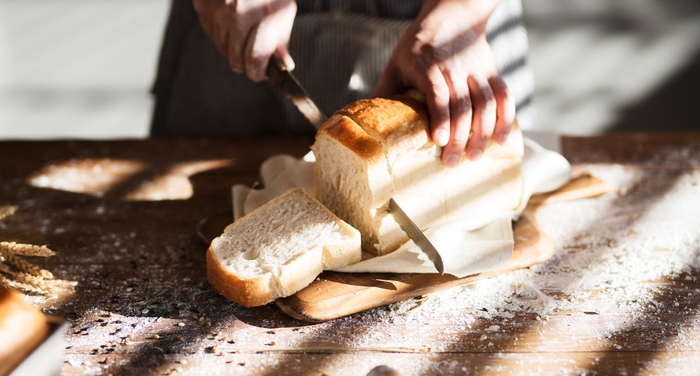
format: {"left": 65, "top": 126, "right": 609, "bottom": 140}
{"left": 464, "top": 76, "right": 496, "bottom": 161}
{"left": 226, "top": 1, "right": 258, "bottom": 75}
{"left": 440, "top": 69, "right": 472, "bottom": 167}
{"left": 421, "top": 67, "right": 452, "bottom": 151}
{"left": 274, "top": 1, "right": 297, "bottom": 71}
{"left": 245, "top": 1, "right": 296, "bottom": 81}
{"left": 244, "top": 21, "right": 271, "bottom": 82}
{"left": 275, "top": 46, "right": 295, "bottom": 71}
{"left": 489, "top": 76, "right": 515, "bottom": 144}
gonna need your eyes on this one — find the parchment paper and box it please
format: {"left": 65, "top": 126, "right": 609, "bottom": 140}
{"left": 232, "top": 135, "right": 570, "bottom": 277}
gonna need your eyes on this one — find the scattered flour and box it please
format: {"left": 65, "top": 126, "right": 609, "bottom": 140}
{"left": 356, "top": 165, "right": 700, "bottom": 325}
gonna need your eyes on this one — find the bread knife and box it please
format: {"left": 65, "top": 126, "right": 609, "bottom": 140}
{"left": 389, "top": 198, "right": 445, "bottom": 275}
{"left": 266, "top": 53, "right": 327, "bottom": 129}
{"left": 267, "top": 53, "right": 444, "bottom": 274}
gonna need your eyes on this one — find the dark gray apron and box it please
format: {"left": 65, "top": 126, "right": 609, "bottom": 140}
{"left": 150, "top": 0, "right": 534, "bottom": 136}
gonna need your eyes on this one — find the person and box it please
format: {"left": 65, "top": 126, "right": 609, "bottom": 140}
{"left": 151, "top": 0, "right": 535, "bottom": 167}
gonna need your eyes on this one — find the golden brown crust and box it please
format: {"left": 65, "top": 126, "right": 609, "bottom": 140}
{"left": 337, "top": 97, "right": 430, "bottom": 148}
{"left": 0, "top": 287, "right": 50, "bottom": 376}
{"left": 206, "top": 248, "right": 271, "bottom": 307}
{"left": 315, "top": 114, "right": 385, "bottom": 164}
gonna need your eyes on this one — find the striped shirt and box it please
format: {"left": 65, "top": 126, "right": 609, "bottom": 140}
{"left": 151, "top": 0, "right": 534, "bottom": 136}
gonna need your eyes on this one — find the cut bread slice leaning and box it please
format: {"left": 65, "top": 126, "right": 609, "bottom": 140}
{"left": 312, "top": 96, "right": 524, "bottom": 256}
{"left": 207, "top": 188, "right": 361, "bottom": 307}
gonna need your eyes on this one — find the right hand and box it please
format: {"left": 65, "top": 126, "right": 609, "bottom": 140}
{"left": 374, "top": 0, "right": 515, "bottom": 167}
{"left": 193, "top": 0, "right": 297, "bottom": 82}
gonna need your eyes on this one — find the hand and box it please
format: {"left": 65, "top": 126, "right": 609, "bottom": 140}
{"left": 193, "top": 0, "right": 297, "bottom": 81}
{"left": 373, "top": 0, "right": 515, "bottom": 167}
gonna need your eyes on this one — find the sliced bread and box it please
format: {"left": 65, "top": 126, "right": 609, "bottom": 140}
{"left": 312, "top": 96, "right": 524, "bottom": 256}
{"left": 207, "top": 188, "right": 361, "bottom": 307}
{"left": 0, "top": 286, "right": 50, "bottom": 376}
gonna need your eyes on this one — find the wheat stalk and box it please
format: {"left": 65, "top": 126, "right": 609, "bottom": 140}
{"left": 0, "top": 204, "right": 62, "bottom": 295}
{"left": 0, "top": 274, "right": 44, "bottom": 294}
{"left": 0, "top": 206, "right": 17, "bottom": 221}
{"left": 0, "top": 262, "right": 16, "bottom": 276}
{"left": 15, "top": 272, "right": 55, "bottom": 294}
{"left": 0, "top": 242, "right": 55, "bottom": 257}
{"left": 0, "top": 251, "right": 54, "bottom": 279}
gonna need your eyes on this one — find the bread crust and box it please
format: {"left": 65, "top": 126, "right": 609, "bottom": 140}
{"left": 315, "top": 114, "right": 385, "bottom": 164}
{"left": 206, "top": 248, "right": 272, "bottom": 307}
{"left": 207, "top": 188, "right": 361, "bottom": 307}
{"left": 0, "top": 287, "right": 50, "bottom": 375}
{"left": 338, "top": 97, "right": 431, "bottom": 152}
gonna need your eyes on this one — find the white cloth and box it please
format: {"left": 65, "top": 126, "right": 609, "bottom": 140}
{"left": 232, "top": 136, "right": 570, "bottom": 278}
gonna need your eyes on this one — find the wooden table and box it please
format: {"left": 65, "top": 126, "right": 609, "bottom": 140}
{"left": 1, "top": 133, "right": 699, "bottom": 375}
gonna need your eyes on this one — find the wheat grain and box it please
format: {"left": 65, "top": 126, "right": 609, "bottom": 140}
{"left": 0, "top": 242, "right": 55, "bottom": 257}
{"left": 15, "top": 272, "right": 55, "bottom": 294}
{"left": 0, "top": 274, "right": 43, "bottom": 294}
{"left": 0, "top": 206, "right": 17, "bottom": 221}
{"left": 0, "top": 251, "right": 54, "bottom": 279}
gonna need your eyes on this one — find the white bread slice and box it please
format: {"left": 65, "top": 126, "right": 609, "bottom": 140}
{"left": 312, "top": 96, "right": 523, "bottom": 256}
{"left": 207, "top": 188, "right": 361, "bottom": 307}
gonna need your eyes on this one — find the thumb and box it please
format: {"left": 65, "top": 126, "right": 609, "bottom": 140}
{"left": 275, "top": 46, "right": 295, "bottom": 71}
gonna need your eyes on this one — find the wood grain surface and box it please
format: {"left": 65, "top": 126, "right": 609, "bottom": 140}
{"left": 0, "top": 133, "right": 698, "bottom": 376}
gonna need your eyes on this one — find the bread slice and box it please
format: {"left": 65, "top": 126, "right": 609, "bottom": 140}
{"left": 0, "top": 286, "right": 50, "bottom": 376}
{"left": 207, "top": 188, "right": 361, "bottom": 307}
{"left": 312, "top": 96, "right": 523, "bottom": 256}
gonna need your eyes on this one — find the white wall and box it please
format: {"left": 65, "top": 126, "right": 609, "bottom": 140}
{"left": 0, "top": 0, "right": 169, "bottom": 139}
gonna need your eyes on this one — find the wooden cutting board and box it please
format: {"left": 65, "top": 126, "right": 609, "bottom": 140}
{"left": 274, "top": 174, "right": 612, "bottom": 322}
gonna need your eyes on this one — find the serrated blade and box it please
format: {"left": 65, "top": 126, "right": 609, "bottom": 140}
{"left": 266, "top": 53, "right": 327, "bottom": 130}
{"left": 389, "top": 198, "right": 445, "bottom": 275}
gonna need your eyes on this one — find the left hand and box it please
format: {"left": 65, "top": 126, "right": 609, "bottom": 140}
{"left": 373, "top": 0, "right": 515, "bottom": 167}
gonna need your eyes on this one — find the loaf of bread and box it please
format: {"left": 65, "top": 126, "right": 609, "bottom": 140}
{"left": 207, "top": 188, "right": 361, "bottom": 307}
{"left": 0, "top": 286, "right": 50, "bottom": 376}
{"left": 311, "top": 96, "right": 523, "bottom": 255}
